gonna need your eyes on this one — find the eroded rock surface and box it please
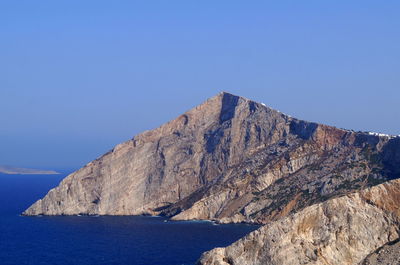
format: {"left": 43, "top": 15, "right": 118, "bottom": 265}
{"left": 198, "top": 179, "right": 400, "bottom": 265}
{"left": 360, "top": 239, "right": 400, "bottom": 265}
{"left": 24, "top": 92, "right": 295, "bottom": 216}
{"left": 23, "top": 92, "right": 400, "bottom": 265}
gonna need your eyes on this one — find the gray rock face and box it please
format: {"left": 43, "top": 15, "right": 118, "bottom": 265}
{"left": 361, "top": 239, "right": 400, "bottom": 265}
{"left": 23, "top": 92, "right": 400, "bottom": 265}
{"left": 23, "top": 92, "right": 294, "bottom": 216}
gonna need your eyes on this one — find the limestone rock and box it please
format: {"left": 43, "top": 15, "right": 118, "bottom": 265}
{"left": 23, "top": 92, "right": 400, "bottom": 265}
{"left": 198, "top": 178, "right": 400, "bottom": 265}
{"left": 24, "top": 92, "right": 293, "bottom": 216}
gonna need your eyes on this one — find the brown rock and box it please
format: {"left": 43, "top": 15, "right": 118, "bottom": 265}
{"left": 198, "top": 178, "right": 400, "bottom": 265}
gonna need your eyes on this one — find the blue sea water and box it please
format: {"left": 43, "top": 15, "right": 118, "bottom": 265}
{"left": 0, "top": 173, "right": 258, "bottom": 265}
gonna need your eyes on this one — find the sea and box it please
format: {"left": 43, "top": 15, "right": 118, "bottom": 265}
{"left": 0, "top": 172, "right": 258, "bottom": 265}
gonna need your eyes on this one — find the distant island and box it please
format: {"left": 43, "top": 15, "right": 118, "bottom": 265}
{"left": 0, "top": 165, "right": 60, "bottom": 175}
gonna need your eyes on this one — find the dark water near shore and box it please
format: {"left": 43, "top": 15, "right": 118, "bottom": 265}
{"left": 0, "top": 173, "right": 258, "bottom": 265}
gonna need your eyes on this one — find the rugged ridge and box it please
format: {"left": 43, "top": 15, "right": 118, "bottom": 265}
{"left": 23, "top": 92, "right": 400, "bottom": 264}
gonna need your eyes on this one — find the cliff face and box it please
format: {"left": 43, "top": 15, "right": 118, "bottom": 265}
{"left": 23, "top": 92, "right": 400, "bottom": 264}
{"left": 23, "top": 92, "right": 293, "bottom": 216}
{"left": 198, "top": 178, "right": 400, "bottom": 265}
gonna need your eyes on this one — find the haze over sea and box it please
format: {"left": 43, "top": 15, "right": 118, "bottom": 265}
{"left": 0, "top": 172, "right": 257, "bottom": 265}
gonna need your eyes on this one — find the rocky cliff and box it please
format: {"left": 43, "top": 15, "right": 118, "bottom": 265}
{"left": 198, "top": 178, "right": 400, "bottom": 265}
{"left": 24, "top": 92, "right": 294, "bottom": 216}
{"left": 23, "top": 92, "right": 400, "bottom": 264}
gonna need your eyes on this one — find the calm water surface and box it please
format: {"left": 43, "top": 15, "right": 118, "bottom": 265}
{"left": 0, "top": 173, "right": 258, "bottom": 265}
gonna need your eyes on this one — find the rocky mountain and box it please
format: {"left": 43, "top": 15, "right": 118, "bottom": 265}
{"left": 23, "top": 92, "right": 400, "bottom": 264}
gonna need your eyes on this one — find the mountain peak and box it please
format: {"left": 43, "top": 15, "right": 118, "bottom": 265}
{"left": 217, "top": 91, "right": 240, "bottom": 98}
{"left": 214, "top": 91, "right": 258, "bottom": 105}
{"left": 23, "top": 92, "right": 400, "bottom": 265}
{"left": 204, "top": 91, "right": 273, "bottom": 114}
{"left": 212, "top": 91, "right": 277, "bottom": 113}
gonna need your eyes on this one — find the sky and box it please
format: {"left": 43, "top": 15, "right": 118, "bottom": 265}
{"left": 1, "top": 1, "right": 399, "bottom": 170}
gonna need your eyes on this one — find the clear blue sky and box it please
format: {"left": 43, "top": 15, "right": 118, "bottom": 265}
{"left": 1, "top": 1, "right": 399, "bottom": 170}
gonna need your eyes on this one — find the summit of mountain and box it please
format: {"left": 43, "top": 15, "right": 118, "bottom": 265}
{"left": 23, "top": 92, "right": 400, "bottom": 265}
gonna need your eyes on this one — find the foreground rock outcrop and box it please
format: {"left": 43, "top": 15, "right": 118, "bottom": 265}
{"left": 198, "top": 178, "right": 400, "bottom": 265}
{"left": 23, "top": 92, "right": 400, "bottom": 264}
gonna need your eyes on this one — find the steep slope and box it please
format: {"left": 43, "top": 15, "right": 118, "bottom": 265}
{"left": 23, "top": 92, "right": 291, "bottom": 215}
{"left": 198, "top": 178, "right": 400, "bottom": 265}
{"left": 23, "top": 92, "right": 400, "bottom": 223}
{"left": 23, "top": 92, "right": 400, "bottom": 264}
